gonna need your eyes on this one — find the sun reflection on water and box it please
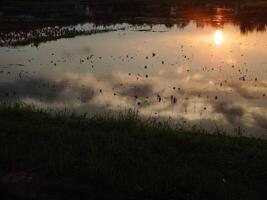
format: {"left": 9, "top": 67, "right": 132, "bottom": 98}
{"left": 214, "top": 29, "right": 223, "bottom": 46}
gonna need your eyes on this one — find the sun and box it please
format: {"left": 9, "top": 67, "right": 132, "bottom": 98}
{"left": 214, "top": 29, "right": 223, "bottom": 46}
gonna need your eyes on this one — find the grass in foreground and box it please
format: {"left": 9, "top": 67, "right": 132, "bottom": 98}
{"left": 0, "top": 103, "right": 267, "bottom": 200}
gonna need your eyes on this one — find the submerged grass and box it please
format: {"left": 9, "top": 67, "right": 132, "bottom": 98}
{"left": 1, "top": 29, "right": 119, "bottom": 47}
{"left": 0, "top": 102, "right": 267, "bottom": 199}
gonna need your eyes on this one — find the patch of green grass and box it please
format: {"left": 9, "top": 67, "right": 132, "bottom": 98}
{"left": 0, "top": 102, "right": 267, "bottom": 199}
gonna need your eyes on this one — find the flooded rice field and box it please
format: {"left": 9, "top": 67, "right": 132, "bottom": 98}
{"left": 1, "top": 7, "right": 267, "bottom": 138}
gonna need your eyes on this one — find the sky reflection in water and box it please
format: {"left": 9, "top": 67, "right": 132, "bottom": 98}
{"left": 0, "top": 21, "right": 267, "bottom": 138}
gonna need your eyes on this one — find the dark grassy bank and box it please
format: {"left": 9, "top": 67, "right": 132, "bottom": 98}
{"left": 1, "top": 0, "right": 267, "bottom": 32}
{"left": 2, "top": 0, "right": 267, "bottom": 46}
{"left": 0, "top": 103, "right": 267, "bottom": 200}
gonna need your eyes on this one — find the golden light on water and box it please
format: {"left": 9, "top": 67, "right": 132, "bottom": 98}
{"left": 214, "top": 29, "right": 223, "bottom": 46}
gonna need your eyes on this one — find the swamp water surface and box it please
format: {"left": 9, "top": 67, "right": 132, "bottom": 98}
{"left": 1, "top": 8, "right": 267, "bottom": 138}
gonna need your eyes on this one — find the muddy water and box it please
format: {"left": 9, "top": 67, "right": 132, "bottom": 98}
{"left": 1, "top": 21, "right": 267, "bottom": 138}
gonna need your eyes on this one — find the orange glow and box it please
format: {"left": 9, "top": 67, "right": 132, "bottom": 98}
{"left": 214, "top": 29, "right": 223, "bottom": 46}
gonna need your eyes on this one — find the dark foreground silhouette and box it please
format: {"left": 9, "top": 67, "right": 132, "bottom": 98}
{"left": 0, "top": 103, "right": 267, "bottom": 200}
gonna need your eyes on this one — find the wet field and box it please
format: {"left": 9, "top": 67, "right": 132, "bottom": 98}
{"left": 1, "top": 4, "right": 267, "bottom": 138}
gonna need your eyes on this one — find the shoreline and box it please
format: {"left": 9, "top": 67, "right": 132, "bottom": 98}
{"left": 1, "top": 103, "right": 267, "bottom": 199}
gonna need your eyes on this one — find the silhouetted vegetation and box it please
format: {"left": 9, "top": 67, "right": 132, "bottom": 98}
{"left": 0, "top": 103, "right": 267, "bottom": 199}
{"left": 1, "top": 0, "right": 267, "bottom": 45}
